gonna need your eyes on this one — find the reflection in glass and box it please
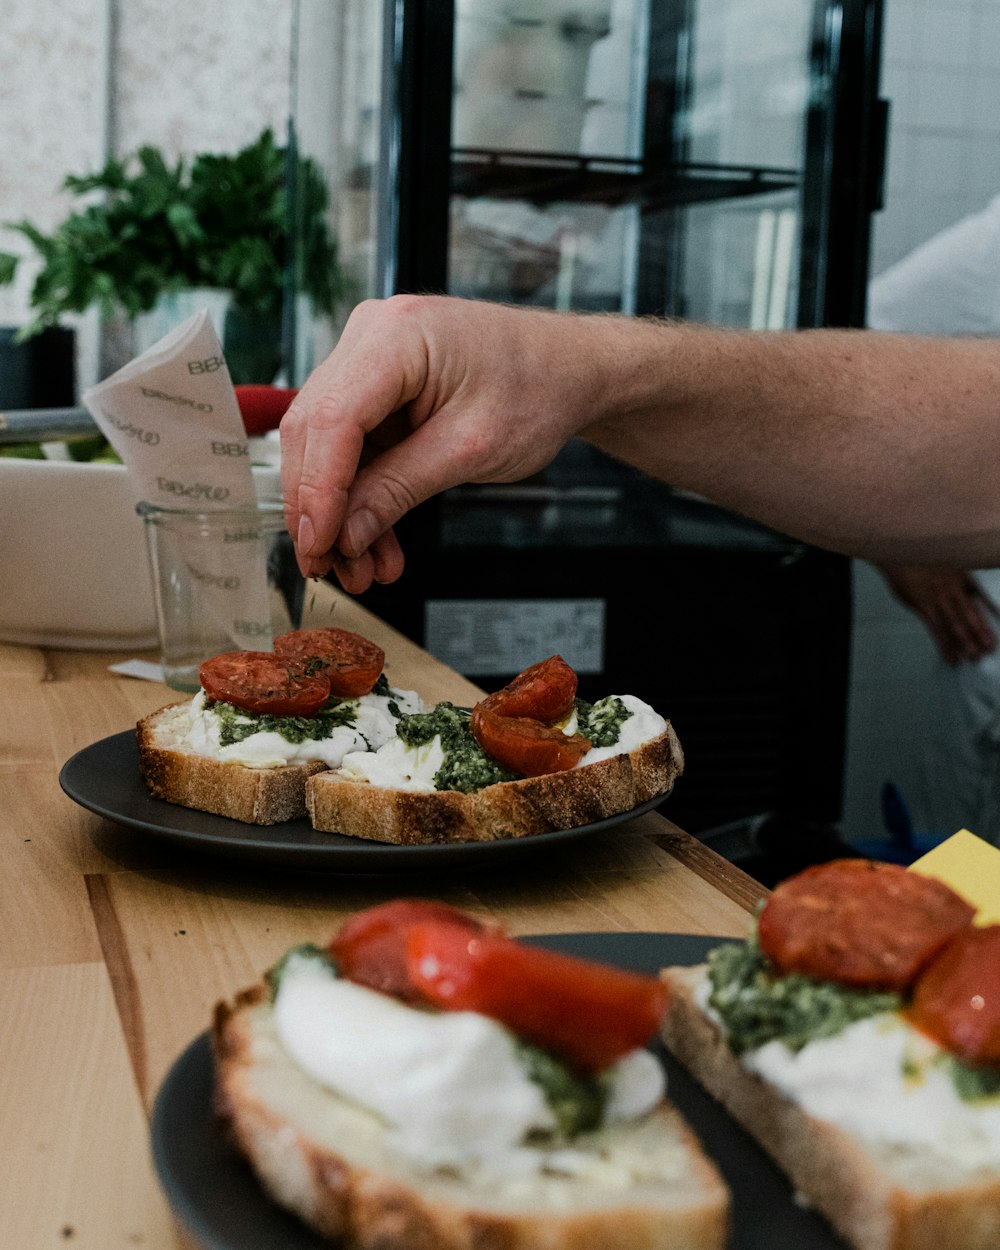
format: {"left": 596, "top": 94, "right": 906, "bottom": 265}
{"left": 447, "top": 0, "right": 810, "bottom": 325}
{"left": 290, "top": 0, "right": 384, "bottom": 381}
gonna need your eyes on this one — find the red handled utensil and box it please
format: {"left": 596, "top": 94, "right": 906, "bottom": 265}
{"left": 0, "top": 385, "right": 300, "bottom": 444}
{"left": 234, "top": 385, "right": 299, "bottom": 435}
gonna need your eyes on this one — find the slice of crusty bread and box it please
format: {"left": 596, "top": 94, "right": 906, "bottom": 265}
{"left": 306, "top": 722, "right": 684, "bottom": 844}
{"left": 212, "top": 981, "right": 729, "bottom": 1250}
{"left": 660, "top": 965, "right": 1000, "bottom": 1250}
{"left": 137, "top": 702, "right": 328, "bottom": 825}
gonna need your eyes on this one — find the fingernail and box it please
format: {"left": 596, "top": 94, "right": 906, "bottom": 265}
{"left": 342, "top": 508, "right": 378, "bottom": 557}
{"left": 298, "top": 514, "right": 316, "bottom": 555}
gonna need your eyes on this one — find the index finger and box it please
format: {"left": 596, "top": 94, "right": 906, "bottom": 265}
{"left": 280, "top": 385, "right": 366, "bottom": 571}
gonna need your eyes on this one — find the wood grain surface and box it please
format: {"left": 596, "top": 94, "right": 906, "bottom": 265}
{"left": 0, "top": 582, "right": 765, "bottom": 1249}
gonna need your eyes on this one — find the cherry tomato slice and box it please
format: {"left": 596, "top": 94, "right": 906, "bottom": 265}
{"left": 274, "top": 628, "right": 385, "bottom": 697}
{"left": 470, "top": 704, "right": 590, "bottom": 777}
{"left": 757, "top": 859, "right": 976, "bottom": 991}
{"left": 406, "top": 922, "right": 668, "bottom": 1075}
{"left": 910, "top": 925, "right": 1000, "bottom": 1066}
{"left": 330, "top": 899, "right": 484, "bottom": 1002}
{"left": 199, "top": 651, "right": 331, "bottom": 715}
{"left": 478, "top": 656, "right": 579, "bottom": 722}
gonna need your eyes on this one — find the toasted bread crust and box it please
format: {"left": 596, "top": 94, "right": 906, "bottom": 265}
{"left": 660, "top": 966, "right": 1000, "bottom": 1250}
{"left": 212, "top": 979, "right": 728, "bottom": 1250}
{"left": 137, "top": 703, "right": 327, "bottom": 825}
{"left": 306, "top": 723, "right": 684, "bottom": 844}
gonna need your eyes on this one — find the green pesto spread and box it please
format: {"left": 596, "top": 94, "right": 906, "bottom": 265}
{"left": 370, "top": 672, "right": 401, "bottom": 713}
{"left": 575, "top": 695, "right": 631, "bottom": 748}
{"left": 708, "top": 928, "right": 1000, "bottom": 1103}
{"left": 706, "top": 929, "right": 902, "bottom": 1055}
{"left": 937, "top": 1053, "right": 1000, "bottom": 1104}
{"left": 390, "top": 694, "right": 633, "bottom": 795}
{"left": 395, "top": 702, "right": 518, "bottom": 793}
{"left": 514, "top": 1038, "right": 609, "bottom": 1137}
{"left": 208, "top": 675, "right": 400, "bottom": 748}
{"left": 209, "top": 697, "right": 361, "bottom": 747}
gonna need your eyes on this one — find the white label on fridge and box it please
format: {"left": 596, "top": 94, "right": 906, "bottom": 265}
{"left": 424, "top": 599, "right": 605, "bottom": 676}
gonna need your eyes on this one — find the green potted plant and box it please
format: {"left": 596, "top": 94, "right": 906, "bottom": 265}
{"left": 0, "top": 128, "right": 348, "bottom": 384}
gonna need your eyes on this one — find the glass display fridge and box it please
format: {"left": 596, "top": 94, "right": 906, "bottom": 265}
{"left": 289, "top": 0, "right": 887, "bottom": 839}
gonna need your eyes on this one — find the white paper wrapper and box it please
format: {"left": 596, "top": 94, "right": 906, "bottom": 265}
{"left": 83, "top": 310, "right": 257, "bottom": 507}
{"left": 82, "top": 310, "right": 274, "bottom": 651}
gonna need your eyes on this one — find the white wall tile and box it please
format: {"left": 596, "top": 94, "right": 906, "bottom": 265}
{"left": 880, "top": 60, "right": 916, "bottom": 123}
{"left": 915, "top": 3, "right": 974, "bottom": 69}
{"left": 909, "top": 66, "right": 971, "bottom": 129}
{"left": 968, "top": 70, "right": 1000, "bottom": 135}
{"left": 961, "top": 133, "right": 1000, "bottom": 205}
{"left": 0, "top": 0, "right": 294, "bottom": 340}
{"left": 973, "top": 4, "right": 1000, "bottom": 70}
{"left": 882, "top": 124, "right": 915, "bottom": 199}
{"left": 909, "top": 130, "right": 967, "bottom": 191}
{"left": 0, "top": 0, "right": 106, "bottom": 326}
{"left": 882, "top": 0, "right": 916, "bottom": 63}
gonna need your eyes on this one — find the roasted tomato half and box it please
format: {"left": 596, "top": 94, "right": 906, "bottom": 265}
{"left": 757, "top": 859, "right": 976, "bottom": 991}
{"left": 477, "top": 655, "right": 579, "bottom": 722}
{"left": 910, "top": 924, "right": 1000, "bottom": 1066}
{"left": 470, "top": 704, "right": 591, "bottom": 777}
{"left": 273, "top": 627, "right": 385, "bottom": 697}
{"left": 199, "top": 651, "right": 330, "bottom": 716}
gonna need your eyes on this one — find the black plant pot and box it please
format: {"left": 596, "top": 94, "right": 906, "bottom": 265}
{"left": 0, "top": 324, "right": 75, "bottom": 406}
{"left": 223, "top": 304, "right": 283, "bottom": 385}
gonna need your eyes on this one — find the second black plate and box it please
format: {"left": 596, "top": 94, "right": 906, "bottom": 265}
{"left": 151, "top": 933, "right": 848, "bottom": 1250}
{"left": 59, "top": 731, "right": 666, "bottom": 872}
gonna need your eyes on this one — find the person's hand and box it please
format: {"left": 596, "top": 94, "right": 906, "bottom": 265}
{"left": 280, "top": 296, "right": 619, "bottom": 592}
{"left": 875, "top": 562, "right": 999, "bottom": 664}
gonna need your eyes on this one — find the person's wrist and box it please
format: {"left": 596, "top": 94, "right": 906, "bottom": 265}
{"left": 575, "top": 314, "right": 683, "bottom": 443}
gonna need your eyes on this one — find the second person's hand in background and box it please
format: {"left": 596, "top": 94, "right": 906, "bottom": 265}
{"left": 876, "top": 562, "right": 999, "bottom": 665}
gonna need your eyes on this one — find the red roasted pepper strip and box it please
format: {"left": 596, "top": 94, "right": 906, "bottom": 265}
{"left": 405, "top": 921, "right": 668, "bottom": 1075}
{"left": 330, "top": 899, "right": 484, "bottom": 1003}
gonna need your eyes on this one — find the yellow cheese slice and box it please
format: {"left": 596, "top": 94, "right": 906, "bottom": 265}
{"left": 909, "top": 829, "right": 1000, "bottom": 924}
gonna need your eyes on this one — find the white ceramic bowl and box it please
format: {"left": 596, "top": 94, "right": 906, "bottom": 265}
{"left": 0, "top": 457, "right": 282, "bottom": 650}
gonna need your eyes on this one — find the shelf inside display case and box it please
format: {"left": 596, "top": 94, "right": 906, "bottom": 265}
{"left": 451, "top": 149, "right": 801, "bottom": 210}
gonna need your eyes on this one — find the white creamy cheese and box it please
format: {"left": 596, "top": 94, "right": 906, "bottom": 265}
{"left": 183, "top": 686, "right": 423, "bottom": 769}
{"left": 694, "top": 970, "right": 1000, "bottom": 1172}
{"left": 272, "top": 952, "right": 664, "bottom": 1170}
{"left": 603, "top": 1047, "right": 667, "bottom": 1121}
{"left": 336, "top": 693, "right": 667, "bottom": 791}
{"left": 575, "top": 695, "right": 667, "bottom": 766}
{"left": 339, "top": 733, "right": 445, "bottom": 791}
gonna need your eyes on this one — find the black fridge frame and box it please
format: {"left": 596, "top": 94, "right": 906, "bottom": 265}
{"left": 379, "top": 0, "right": 888, "bottom": 329}
{"left": 368, "top": 0, "right": 888, "bottom": 838}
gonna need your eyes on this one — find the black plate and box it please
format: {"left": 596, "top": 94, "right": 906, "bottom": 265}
{"left": 59, "top": 731, "right": 666, "bottom": 872}
{"left": 151, "top": 933, "right": 847, "bottom": 1250}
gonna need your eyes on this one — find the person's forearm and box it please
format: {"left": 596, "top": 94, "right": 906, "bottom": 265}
{"left": 281, "top": 296, "right": 1000, "bottom": 592}
{"left": 577, "top": 318, "right": 1000, "bottom": 565}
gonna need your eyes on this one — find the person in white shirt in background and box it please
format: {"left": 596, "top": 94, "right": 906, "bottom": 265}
{"left": 868, "top": 194, "right": 1000, "bottom": 842}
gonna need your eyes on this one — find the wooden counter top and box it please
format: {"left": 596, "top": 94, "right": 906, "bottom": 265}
{"left": 0, "top": 587, "right": 765, "bottom": 1249}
